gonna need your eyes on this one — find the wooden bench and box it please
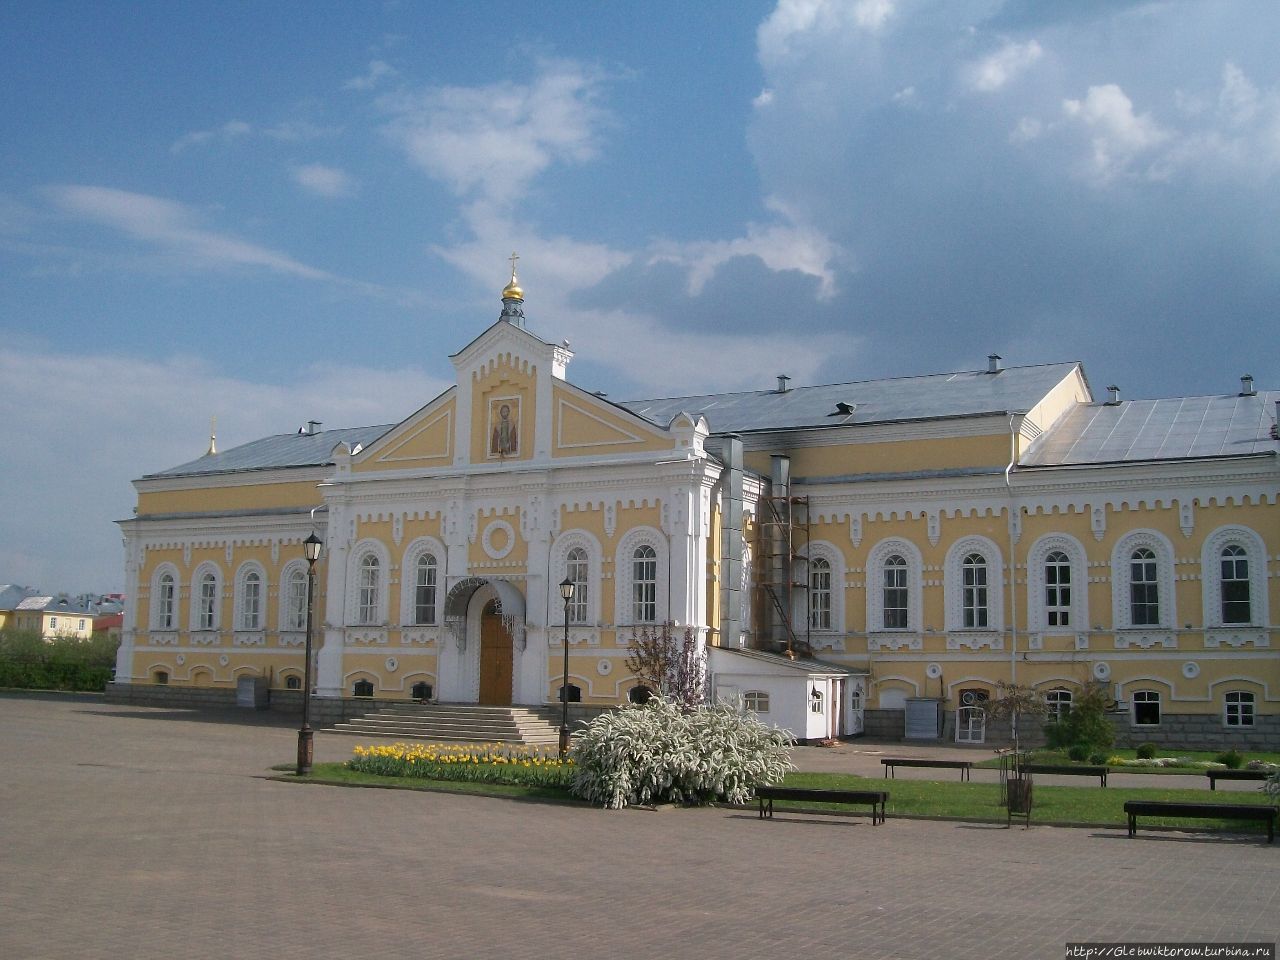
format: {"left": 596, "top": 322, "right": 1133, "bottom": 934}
{"left": 881, "top": 757, "right": 973, "bottom": 781}
{"left": 1206, "top": 768, "right": 1272, "bottom": 790}
{"left": 1122, "top": 800, "right": 1276, "bottom": 842}
{"left": 756, "top": 786, "right": 888, "bottom": 824}
{"left": 1024, "top": 763, "right": 1108, "bottom": 787}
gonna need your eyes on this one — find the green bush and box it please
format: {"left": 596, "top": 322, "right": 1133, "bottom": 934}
{"left": 1136, "top": 742, "right": 1157, "bottom": 760}
{"left": 0, "top": 630, "right": 118, "bottom": 691}
{"left": 1045, "top": 682, "right": 1114, "bottom": 756}
{"left": 1067, "top": 744, "right": 1089, "bottom": 762}
{"left": 569, "top": 697, "right": 794, "bottom": 809}
{"left": 1215, "top": 748, "right": 1244, "bottom": 770}
{"left": 1088, "top": 751, "right": 1109, "bottom": 766}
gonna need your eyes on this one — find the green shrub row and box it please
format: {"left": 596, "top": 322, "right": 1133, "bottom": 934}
{"left": 0, "top": 631, "right": 118, "bottom": 691}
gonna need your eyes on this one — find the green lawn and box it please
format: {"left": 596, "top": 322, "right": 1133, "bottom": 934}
{"left": 973, "top": 747, "right": 1280, "bottom": 773}
{"left": 283, "top": 761, "right": 1276, "bottom": 836}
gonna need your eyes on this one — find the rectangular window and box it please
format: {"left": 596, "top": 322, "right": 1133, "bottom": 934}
{"left": 79, "top": 619, "right": 86, "bottom": 630}
{"left": 49, "top": 617, "right": 58, "bottom": 629}
{"left": 1132, "top": 690, "right": 1160, "bottom": 726}
{"left": 241, "top": 576, "right": 261, "bottom": 630}
{"left": 1130, "top": 552, "right": 1159, "bottom": 626}
{"left": 414, "top": 560, "right": 438, "bottom": 625}
{"left": 287, "top": 572, "right": 307, "bottom": 631}
{"left": 809, "top": 560, "right": 832, "bottom": 631}
{"left": 199, "top": 577, "right": 217, "bottom": 630}
{"left": 1045, "top": 555, "right": 1071, "bottom": 627}
{"left": 633, "top": 549, "right": 657, "bottom": 623}
{"left": 1225, "top": 692, "right": 1255, "bottom": 727}
{"left": 567, "top": 551, "right": 588, "bottom": 625}
{"left": 883, "top": 565, "right": 908, "bottom": 629}
{"left": 1221, "top": 550, "right": 1251, "bottom": 624}
{"left": 743, "top": 690, "right": 770, "bottom": 713}
{"left": 962, "top": 558, "right": 988, "bottom": 629}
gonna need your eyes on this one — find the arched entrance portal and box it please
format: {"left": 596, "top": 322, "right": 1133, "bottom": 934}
{"left": 478, "top": 600, "right": 513, "bottom": 706}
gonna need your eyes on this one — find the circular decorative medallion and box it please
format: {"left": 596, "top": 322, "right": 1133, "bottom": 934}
{"left": 482, "top": 519, "right": 516, "bottom": 560}
{"left": 1092, "top": 660, "right": 1111, "bottom": 680}
{"left": 597, "top": 659, "right": 613, "bottom": 676}
{"left": 175, "top": 654, "right": 185, "bottom": 666}
{"left": 385, "top": 657, "right": 399, "bottom": 672}
{"left": 218, "top": 654, "right": 230, "bottom": 667}
{"left": 1181, "top": 661, "right": 1199, "bottom": 679}
{"left": 925, "top": 662, "right": 942, "bottom": 679}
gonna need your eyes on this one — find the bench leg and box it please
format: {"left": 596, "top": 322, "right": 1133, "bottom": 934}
{"left": 1127, "top": 813, "right": 1136, "bottom": 838}
{"left": 1210, "top": 780, "right": 1216, "bottom": 791}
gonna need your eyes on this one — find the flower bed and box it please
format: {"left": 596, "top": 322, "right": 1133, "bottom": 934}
{"left": 347, "top": 742, "right": 574, "bottom": 789}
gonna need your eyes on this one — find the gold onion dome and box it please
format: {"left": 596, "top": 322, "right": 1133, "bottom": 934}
{"left": 502, "top": 270, "right": 523, "bottom": 301}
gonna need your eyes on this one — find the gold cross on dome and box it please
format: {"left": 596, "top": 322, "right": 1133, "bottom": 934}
{"left": 508, "top": 251, "right": 519, "bottom": 278}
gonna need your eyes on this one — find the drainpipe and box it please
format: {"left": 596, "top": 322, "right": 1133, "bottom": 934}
{"left": 1005, "top": 414, "right": 1021, "bottom": 744}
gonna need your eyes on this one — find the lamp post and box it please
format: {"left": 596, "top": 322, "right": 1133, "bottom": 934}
{"left": 296, "top": 531, "right": 323, "bottom": 776}
{"left": 558, "top": 576, "right": 575, "bottom": 756}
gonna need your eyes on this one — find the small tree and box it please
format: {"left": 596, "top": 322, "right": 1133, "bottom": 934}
{"left": 982, "top": 681, "right": 1049, "bottom": 760}
{"left": 1043, "top": 681, "right": 1114, "bottom": 757}
{"left": 624, "top": 622, "right": 706, "bottom": 713}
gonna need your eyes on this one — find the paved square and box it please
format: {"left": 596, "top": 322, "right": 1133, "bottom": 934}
{"left": 1, "top": 693, "right": 1276, "bottom": 960}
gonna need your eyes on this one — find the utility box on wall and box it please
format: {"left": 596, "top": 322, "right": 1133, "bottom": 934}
{"left": 236, "top": 676, "right": 269, "bottom": 710}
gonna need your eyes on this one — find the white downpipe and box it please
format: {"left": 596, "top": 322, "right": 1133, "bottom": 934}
{"left": 1005, "top": 414, "right": 1020, "bottom": 745}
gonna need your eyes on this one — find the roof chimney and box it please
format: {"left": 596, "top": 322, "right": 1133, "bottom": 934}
{"left": 308, "top": 420, "right": 323, "bottom": 435}
{"left": 987, "top": 354, "right": 1002, "bottom": 374}
{"left": 1106, "top": 385, "right": 1120, "bottom": 405}
{"left": 776, "top": 374, "right": 791, "bottom": 393}
{"left": 1240, "top": 374, "right": 1255, "bottom": 397}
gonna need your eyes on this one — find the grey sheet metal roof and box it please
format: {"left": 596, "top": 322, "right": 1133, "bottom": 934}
{"left": 144, "top": 424, "right": 395, "bottom": 479}
{"left": 1020, "top": 392, "right": 1280, "bottom": 466}
{"left": 619, "top": 362, "right": 1081, "bottom": 433}
{"left": 711, "top": 646, "right": 865, "bottom": 676}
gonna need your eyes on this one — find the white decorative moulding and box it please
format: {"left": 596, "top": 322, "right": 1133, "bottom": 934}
{"left": 278, "top": 632, "right": 305, "bottom": 647}
{"left": 347, "top": 628, "right": 389, "bottom": 645}
{"left": 233, "top": 632, "right": 266, "bottom": 647}
{"left": 190, "top": 631, "right": 220, "bottom": 646}
{"left": 1114, "top": 630, "right": 1176, "bottom": 650}
{"left": 946, "top": 632, "right": 1002, "bottom": 651}
{"left": 151, "top": 632, "right": 179, "bottom": 647}
{"left": 1204, "top": 629, "right": 1268, "bottom": 648}
{"left": 1027, "top": 633, "right": 1043, "bottom": 651}
{"left": 867, "top": 632, "right": 922, "bottom": 652}
{"left": 400, "top": 628, "right": 437, "bottom": 646}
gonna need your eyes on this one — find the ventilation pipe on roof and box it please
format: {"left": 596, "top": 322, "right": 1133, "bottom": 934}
{"left": 1240, "top": 374, "right": 1256, "bottom": 397}
{"left": 988, "top": 354, "right": 1003, "bottom": 374}
{"left": 776, "top": 374, "right": 791, "bottom": 393}
{"left": 300, "top": 420, "right": 323, "bottom": 436}
{"left": 1106, "top": 385, "right": 1121, "bottom": 405}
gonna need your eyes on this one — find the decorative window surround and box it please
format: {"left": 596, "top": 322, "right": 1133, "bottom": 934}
{"left": 233, "top": 631, "right": 266, "bottom": 647}
{"left": 1201, "top": 526, "right": 1268, "bottom": 629}
{"left": 1114, "top": 630, "right": 1176, "bottom": 650}
{"left": 150, "top": 564, "right": 181, "bottom": 631}
{"left": 867, "top": 632, "right": 922, "bottom": 651}
{"left": 150, "top": 632, "right": 179, "bottom": 647}
{"left": 400, "top": 628, "right": 438, "bottom": 646}
{"left": 551, "top": 530, "right": 603, "bottom": 627}
{"left": 614, "top": 527, "right": 668, "bottom": 627}
{"left": 1204, "top": 629, "right": 1268, "bottom": 648}
{"left": 400, "top": 536, "right": 446, "bottom": 627}
{"left": 944, "top": 536, "right": 1003, "bottom": 634}
{"left": 797, "top": 541, "right": 845, "bottom": 641}
{"left": 190, "top": 631, "right": 221, "bottom": 646}
{"left": 1026, "top": 534, "right": 1089, "bottom": 632}
{"left": 866, "top": 538, "right": 923, "bottom": 634}
{"left": 946, "top": 631, "right": 1003, "bottom": 651}
{"left": 809, "top": 634, "right": 846, "bottom": 652}
{"left": 548, "top": 629, "right": 599, "bottom": 648}
{"left": 347, "top": 627, "right": 389, "bottom": 645}
{"left": 278, "top": 632, "right": 305, "bottom": 648}
{"left": 1111, "top": 530, "right": 1177, "bottom": 631}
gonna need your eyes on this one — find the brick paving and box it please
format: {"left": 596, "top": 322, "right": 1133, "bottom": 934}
{"left": 2, "top": 693, "right": 1276, "bottom": 960}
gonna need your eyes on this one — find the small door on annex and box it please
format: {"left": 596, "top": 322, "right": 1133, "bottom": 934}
{"left": 478, "top": 600, "right": 514, "bottom": 706}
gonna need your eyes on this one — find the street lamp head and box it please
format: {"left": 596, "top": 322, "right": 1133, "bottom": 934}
{"left": 559, "top": 577, "right": 575, "bottom": 602}
{"left": 303, "top": 532, "right": 323, "bottom": 564}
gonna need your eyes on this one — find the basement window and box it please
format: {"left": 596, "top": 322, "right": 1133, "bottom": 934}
{"left": 352, "top": 679, "right": 375, "bottom": 698}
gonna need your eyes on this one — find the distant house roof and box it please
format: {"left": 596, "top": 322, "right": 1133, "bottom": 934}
{"left": 618, "top": 362, "right": 1083, "bottom": 433}
{"left": 0, "top": 584, "right": 39, "bottom": 611}
{"left": 16, "top": 596, "right": 96, "bottom": 615}
{"left": 1021, "top": 391, "right": 1280, "bottom": 467}
{"left": 143, "top": 424, "right": 395, "bottom": 479}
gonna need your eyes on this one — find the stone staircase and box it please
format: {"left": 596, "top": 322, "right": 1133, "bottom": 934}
{"left": 326, "top": 703, "right": 563, "bottom": 746}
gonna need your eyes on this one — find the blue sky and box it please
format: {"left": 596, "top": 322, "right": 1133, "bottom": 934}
{"left": 2, "top": 1, "right": 1278, "bottom": 593}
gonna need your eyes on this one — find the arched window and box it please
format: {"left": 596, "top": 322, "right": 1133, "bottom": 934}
{"left": 558, "top": 683, "right": 582, "bottom": 703}
{"left": 1129, "top": 548, "right": 1159, "bottom": 626}
{"left": 413, "top": 553, "right": 438, "bottom": 625}
{"left": 809, "top": 557, "right": 832, "bottom": 631}
{"left": 566, "top": 547, "right": 589, "bottom": 624}
{"left": 357, "top": 554, "right": 380, "bottom": 625}
{"left": 883, "top": 556, "right": 909, "bottom": 629}
{"left": 1132, "top": 689, "right": 1160, "bottom": 726}
{"left": 352, "top": 679, "right": 375, "bottom": 698}
{"left": 195, "top": 569, "right": 219, "bottom": 631}
{"left": 239, "top": 570, "right": 262, "bottom": 631}
{"left": 1044, "top": 551, "right": 1072, "bottom": 627}
{"left": 1045, "top": 687, "right": 1072, "bottom": 722}
{"left": 1220, "top": 545, "right": 1250, "bottom": 625}
{"left": 1224, "top": 691, "right": 1254, "bottom": 727}
{"left": 155, "top": 573, "right": 176, "bottom": 630}
{"left": 632, "top": 544, "right": 657, "bottom": 623}
{"left": 284, "top": 565, "right": 308, "bottom": 631}
{"left": 962, "top": 553, "right": 988, "bottom": 628}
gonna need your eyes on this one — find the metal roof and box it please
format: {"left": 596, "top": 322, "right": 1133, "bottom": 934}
{"left": 144, "top": 424, "right": 395, "bottom": 479}
{"left": 619, "top": 362, "right": 1082, "bottom": 433}
{"left": 1020, "top": 392, "right": 1280, "bottom": 467}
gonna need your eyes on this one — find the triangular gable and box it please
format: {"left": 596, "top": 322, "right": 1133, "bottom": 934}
{"left": 352, "top": 388, "right": 457, "bottom": 472}
{"left": 551, "top": 383, "right": 680, "bottom": 458}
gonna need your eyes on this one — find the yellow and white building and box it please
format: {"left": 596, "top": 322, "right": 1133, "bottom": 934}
{"left": 111, "top": 274, "right": 1280, "bottom": 747}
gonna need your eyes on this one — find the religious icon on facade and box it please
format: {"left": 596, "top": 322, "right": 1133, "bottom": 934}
{"left": 489, "top": 398, "right": 519, "bottom": 457}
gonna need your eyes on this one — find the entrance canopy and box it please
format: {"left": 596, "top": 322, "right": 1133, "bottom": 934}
{"left": 443, "top": 577, "right": 526, "bottom": 647}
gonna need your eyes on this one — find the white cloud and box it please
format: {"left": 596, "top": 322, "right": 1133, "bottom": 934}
{"left": 45, "top": 185, "right": 335, "bottom": 279}
{"left": 170, "top": 119, "right": 252, "bottom": 154}
{"left": 648, "top": 197, "right": 841, "bottom": 300}
{"left": 292, "top": 164, "right": 357, "bottom": 198}
{"left": 1062, "top": 84, "right": 1169, "bottom": 181}
{"left": 759, "top": 0, "right": 895, "bottom": 63}
{"left": 964, "top": 39, "right": 1043, "bottom": 93}
{"left": 379, "top": 59, "right": 609, "bottom": 207}
{"left": 0, "top": 346, "right": 450, "bottom": 592}
{"left": 344, "top": 59, "right": 397, "bottom": 91}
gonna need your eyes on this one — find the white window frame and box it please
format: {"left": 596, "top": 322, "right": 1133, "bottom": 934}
{"left": 1131, "top": 689, "right": 1161, "bottom": 726}
{"left": 1026, "top": 535, "right": 1088, "bottom": 632}
{"left": 944, "top": 536, "right": 1003, "bottom": 634}
{"left": 1224, "top": 690, "right": 1255, "bottom": 728}
{"left": 551, "top": 530, "right": 602, "bottom": 627}
{"left": 399, "top": 536, "right": 447, "bottom": 627}
{"left": 866, "top": 538, "right": 923, "bottom": 634}
{"left": 279, "top": 560, "right": 308, "bottom": 632}
{"left": 234, "top": 562, "right": 266, "bottom": 632}
{"left": 1111, "top": 530, "right": 1176, "bottom": 632}
{"left": 614, "top": 527, "right": 667, "bottom": 627}
{"left": 346, "top": 539, "right": 390, "bottom": 627}
{"left": 1044, "top": 687, "right": 1072, "bottom": 723}
{"left": 796, "top": 541, "right": 843, "bottom": 637}
{"left": 189, "top": 562, "right": 222, "bottom": 632}
{"left": 150, "top": 564, "right": 180, "bottom": 632}
{"left": 743, "top": 690, "right": 770, "bottom": 713}
{"left": 1201, "top": 526, "right": 1268, "bottom": 630}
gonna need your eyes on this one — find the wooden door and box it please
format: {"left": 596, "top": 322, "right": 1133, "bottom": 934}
{"left": 478, "top": 601, "right": 513, "bottom": 706}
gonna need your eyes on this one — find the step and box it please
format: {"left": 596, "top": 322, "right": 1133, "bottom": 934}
{"left": 325, "top": 703, "right": 564, "bottom": 746}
